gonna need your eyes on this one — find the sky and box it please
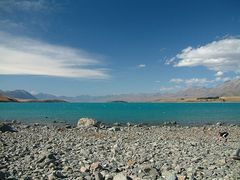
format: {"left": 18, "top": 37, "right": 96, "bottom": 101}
{"left": 0, "top": 0, "right": 240, "bottom": 96}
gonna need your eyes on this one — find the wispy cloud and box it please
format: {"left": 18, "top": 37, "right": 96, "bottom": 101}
{"left": 0, "top": 0, "right": 55, "bottom": 12}
{"left": 159, "top": 85, "right": 181, "bottom": 92}
{"left": 0, "top": 32, "right": 109, "bottom": 79}
{"left": 159, "top": 48, "right": 166, "bottom": 52}
{"left": 184, "top": 78, "right": 210, "bottom": 85}
{"left": 167, "top": 38, "right": 240, "bottom": 74}
{"left": 170, "top": 76, "right": 233, "bottom": 87}
{"left": 170, "top": 78, "right": 211, "bottom": 86}
{"left": 170, "top": 78, "right": 184, "bottom": 84}
{"left": 137, "top": 64, "right": 146, "bottom": 68}
{"left": 0, "top": 0, "right": 60, "bottom": 33}
{"left": 159, "top": 86, "right": 175, "bottom": 92}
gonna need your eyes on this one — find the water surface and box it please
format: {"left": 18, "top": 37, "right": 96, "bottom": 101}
{"left": 0, "top": 102, "right": 240, "bottom": 125}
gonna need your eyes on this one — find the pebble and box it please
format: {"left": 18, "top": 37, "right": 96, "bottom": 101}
{"left": 0, "top": 122, "right": 239, "bottom": 179}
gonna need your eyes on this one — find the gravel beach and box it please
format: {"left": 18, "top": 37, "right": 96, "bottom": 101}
{"left": 0, "top": 121, "right": 240, "bottom": 180}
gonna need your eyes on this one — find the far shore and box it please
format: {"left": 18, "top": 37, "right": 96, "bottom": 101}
{"left": 0, "top": 97, "right": 66, "bottom": 103}
{"left": 154, "top": 96, "right": 240, "bottom": 102}
{"left": 1, "top": 96, "right": 240, "bottom": 103}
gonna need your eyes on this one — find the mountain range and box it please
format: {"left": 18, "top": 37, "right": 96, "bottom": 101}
{"left": 1, "top": 78, "right": 240, "bottom": 102}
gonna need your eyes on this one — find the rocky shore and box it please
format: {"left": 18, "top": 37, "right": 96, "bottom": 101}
{"left": 0, "top": 120, "right": 240, "bottom": 180}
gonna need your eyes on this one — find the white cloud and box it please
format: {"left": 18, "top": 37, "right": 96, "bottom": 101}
{"left": 0, "top": 32, "right": 109, "bottom": 79}
{"left": 159, "top": 87, "right": 175, "bottom": 92}
{"left": 170, "top": 78, "right": 211, "bottom": 86}
{"left": 159, "top": 85, "right": 181, "bottom": 92}
{"left": 165, "top": 57, "right": 175, "bottom": 65}
{"left": 215, "top": 77, "right": 222, "bottom": 82}
{"left": 222, "top": 77, "right": 231, "bottom": 82}
{"left": 169, "top": 38, "right": 240, "bottom": 73}
{"left": 170, "top": 78, "right": 184, "bottom": 84}
{"left": 138, "top": 64, "right": 146, "bottom": 68}
{"left": 184, "top": 78, "right": 210, "bottom": 85}
{"left": 215, "top": 71, "right": 224, "bottom": 77}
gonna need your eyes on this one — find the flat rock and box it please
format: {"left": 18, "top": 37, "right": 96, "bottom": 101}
{"left": 113, "top": 173, "right": 128, "bottom": 180}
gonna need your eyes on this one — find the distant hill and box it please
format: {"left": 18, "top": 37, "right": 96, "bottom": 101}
{"left": 0, "top": 90, "right": 65, "bottom": 102}
{"left": 0, "top": 94, "right": 18, "bottom": 102}
{"left": 35, "top": 93, "right": 58, "bottom": 99}
{"left": 32, "top": 78, "right": 240, "bottom": 102}
{"left": 209, "top": 79, "right": 240, "bottom": 96}
{"left": 175, "top": 87, "right": 210, "bottom": 98}
{"left": 4, "top": 90, "right": 37, "bottom": 99}
{"left": 1, "top": 78, "right": 240, "bottom": 102}
{"left": 176, "top": 79, "right": 240, "bottom": 98}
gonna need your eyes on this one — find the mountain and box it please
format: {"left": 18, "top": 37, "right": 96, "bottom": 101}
{"left": 4, "top": 90, "right": 37, "bottom": 99}
{"left": 209, "top": 79, "right": 240, "bottom": 96}
{"left": 0, "top": 94, "right": 18, "bottom": 102}
{"left": 0, "top": 90, "right": 17, "bottom": 102}
{"left": 32, "top": 78, "right": 240, "bottom": 102}
{"left": 35, "top": 93, "right": 58, "bottom": 99}
{"left": 0, "top": 90, "right": 65, "bottom": 102}
{"left": 175, "top": 87, "right": 210, "bottom": 98}
{"left": 177, "top": 79, "right": 240, "bottom": 98}
{"left": 1, "top": 78, "right": 240, "bottom": 102}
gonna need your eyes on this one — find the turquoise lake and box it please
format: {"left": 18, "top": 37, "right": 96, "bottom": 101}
{"left": 0, "top": 102, "right": 240, "bottom": 125}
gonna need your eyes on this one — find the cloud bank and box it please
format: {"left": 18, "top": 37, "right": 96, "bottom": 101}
{"left": 0, "top": 32, "right": 109, "bottom": 79}
{"left": 169, "top": 38, "right": 240, "bottom": 73}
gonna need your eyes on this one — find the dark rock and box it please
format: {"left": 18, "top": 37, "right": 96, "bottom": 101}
{"left": 232, "top": 149, "right": 240, "bottom": 160}
{"left": 113, "top": 122, "right": 121, "bottom": 126}
{"left": 108, "top": 127, "right": 121, "bottom": 132}
{"left": 94, "top": 172, "right": 104, "bottom": 180}
{"left": 216, "top": 122, "right": 223, "bottom": 126}
{"left": 0, "top": 171, "right": 6, "bottom": 179}
{"left": 54, "top": 171, "right": 66, "bottom": 178}
{"left": 0, "top": 123, "right": 17, "bottom": 132}
{"left": 65, "top": 124, "right": 71, "bottom": 129}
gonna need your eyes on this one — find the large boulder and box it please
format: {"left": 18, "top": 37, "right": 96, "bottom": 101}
{"left": 77, "top": 118, "right": 98, "bottom": 127}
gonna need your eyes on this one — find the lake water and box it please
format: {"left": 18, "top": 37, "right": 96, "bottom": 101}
{"left": 0, "top": 102, "right": 240, "bottom": 125}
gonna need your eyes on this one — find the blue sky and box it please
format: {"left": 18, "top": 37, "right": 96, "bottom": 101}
{"left": 0, "top": 0, "right": 240, "bottom": 96}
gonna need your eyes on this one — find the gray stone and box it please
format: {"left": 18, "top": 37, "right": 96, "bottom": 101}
{"left": 113, "top": 173, "right": 128, "bottom": 180}
{"left": 166, "top": 172, "right": 177, "bottom": 180}
{"left": 232, "top": 149, "right": 240, "bottom": 160}
{"left": 48, "top": 173, "right": 56, "bottom": 180}
{"left": 84, "top": 175, "right": 92, "bottom": 180}
{"left": 37, "top": 154, "right": 46, "bottom": 163}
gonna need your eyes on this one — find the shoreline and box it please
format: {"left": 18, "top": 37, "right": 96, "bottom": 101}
{"left": 1, "top": 120, "right": 240, "bottom": 179}
{"left": 1, "top": 119, "right": 240, "bottom": 128}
